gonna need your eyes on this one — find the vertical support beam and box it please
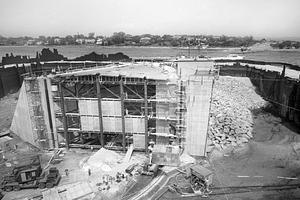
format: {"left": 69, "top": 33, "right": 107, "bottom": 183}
{"left": 120, "top": 77, "right": 126, "bottom": 151}
{"left": 58, "top": 82, "right": 69, "bottom": 150}
{"left": 74, "top": 82, "right": 79, "bottom": 97}
{"left": 96, "top": 77, "right": 104, "bottom": 147}
{"left": 0, "top": 68, "right": 5, "bottom": 98}
{"left": 15, "top": 64, "right": 21, "bottom": 87}
{"left": 44, "top": 78, "right": 55, "bottom": 148}
{"left": 144, "top": 77, "right": 148, "bottom": 153}
{"left": 29, "top": 64, "right": 33, "bottom": 77}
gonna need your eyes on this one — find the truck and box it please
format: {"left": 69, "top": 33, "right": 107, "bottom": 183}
{"left": 1, "top": 163, "right": 61, "bottom": 192}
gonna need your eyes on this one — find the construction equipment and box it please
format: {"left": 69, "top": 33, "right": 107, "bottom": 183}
{"left": 1, "top": 163, "right": 61, "bottom": 192}
{"left": 189, "top": 165, "right": 213, "bottom": 194}
{"left": 141, "top": 162, "right": 159, "bottom": 177}
{"left": 125, "top": 163, "right": 138, "bottom": 175}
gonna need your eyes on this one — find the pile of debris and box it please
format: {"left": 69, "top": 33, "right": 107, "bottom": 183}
{"left": 83, "top": 148, "right": 123, "bottom": 173}
{"left": 207, "top": 76, "right": 267, "bottom": 150}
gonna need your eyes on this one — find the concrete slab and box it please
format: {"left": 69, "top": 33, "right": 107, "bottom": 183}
{"left": 54, "top": 63, "right": 175, "bottom": 80}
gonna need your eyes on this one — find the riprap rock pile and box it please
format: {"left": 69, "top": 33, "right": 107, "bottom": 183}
{"left": 207, "top": 77, "right": 267, "bottom": 150}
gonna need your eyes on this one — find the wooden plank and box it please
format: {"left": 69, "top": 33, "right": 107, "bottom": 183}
{"left": 123, "top": 144, "right": 134, "bottom": 163}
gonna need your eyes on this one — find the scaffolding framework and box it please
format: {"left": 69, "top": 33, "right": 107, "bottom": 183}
{"left": 51, "top": 73, "right": 180, "bottom": 151}
{"left": 11, "top": 61, "right": 219, "bottom": 156}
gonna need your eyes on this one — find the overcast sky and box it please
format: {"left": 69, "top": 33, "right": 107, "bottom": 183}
{"left": 0, "top": 0, "right": 300, "bottom": 38}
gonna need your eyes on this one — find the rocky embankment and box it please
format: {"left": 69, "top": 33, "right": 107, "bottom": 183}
{"left": 207, "top": 76, "right": 267, "bottom": 151}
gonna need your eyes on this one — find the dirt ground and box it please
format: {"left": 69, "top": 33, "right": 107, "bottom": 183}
{"left": 208, "top": 111, "right": 300, "bottom": 200}
{"left": 160, "top": 112, "right": 300, "bottom": 200}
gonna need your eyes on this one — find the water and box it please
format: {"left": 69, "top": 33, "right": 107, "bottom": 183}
{"left": 0, "top": 45, "right": 300, "bottom": 66}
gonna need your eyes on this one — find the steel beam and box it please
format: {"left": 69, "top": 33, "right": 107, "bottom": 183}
{"left": 61, "top": 84, "right": 76, "bottom": 97}
{"left": 124, "top": 84, "right": 144, "bottom": 99}
{"left": 102, "top": 84, "right": 120, "bottom": 98}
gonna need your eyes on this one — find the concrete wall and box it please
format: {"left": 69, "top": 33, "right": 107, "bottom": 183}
{"left": 10, "top": 83, "right": 35, "bottom": 145}
{"left": 46, "top": 78, "right": 59, "bottom": 148}
{"left": 10, "top": 77, "right": 54, "bottom": 149}
{"left": 39, "top": 78, "right": 55, "bottom": 148}
{"left": 185, "top": 76, "right": 214, "bottom": 156}
{"left": 177, "top": 61, "right": 214, "bottom": 81}
{"left": 177, "top": 61, "right": 215, "bottom": 156}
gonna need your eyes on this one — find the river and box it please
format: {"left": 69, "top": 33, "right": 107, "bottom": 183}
{"left": 0, "top": 45, "right": 300, "bottom": 66}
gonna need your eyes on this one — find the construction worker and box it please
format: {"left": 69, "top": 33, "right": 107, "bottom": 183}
{"left": 65, "top": 169, "right": 69, "bottom": 176}
{"left": 148, "top": 139, "right": 155, "bottom": 153}
{"left": 169, "top": 123, "right": 176, "bottom": 145}
{"left": 169, "top": 124, "right": 176, "bottom": 135}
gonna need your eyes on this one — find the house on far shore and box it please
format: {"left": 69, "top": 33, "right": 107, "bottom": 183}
{"left": 96, "top": 38, "right": 103, "bottom": 45}
{"left": 140, "top": 37, "right": 151, "bottom": 45}
{"left": 85, "top": 39, "right": 96, "bottom": 45}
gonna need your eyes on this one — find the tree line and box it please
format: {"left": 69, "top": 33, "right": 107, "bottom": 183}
{"left": 0, "top": 32, "right": 261, "bottom": 47}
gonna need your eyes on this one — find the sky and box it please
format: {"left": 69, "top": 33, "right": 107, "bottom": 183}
{"left": 0, "top": 0, "right": 300, "bottom": 39}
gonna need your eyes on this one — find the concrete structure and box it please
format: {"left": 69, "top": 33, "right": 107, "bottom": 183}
{"left": 10, "top": 61, "right": 218, "bottom": 156}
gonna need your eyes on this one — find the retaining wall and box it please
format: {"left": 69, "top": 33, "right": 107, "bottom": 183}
{"left": 0, "top": 65, "right": 26, "bottom": 98}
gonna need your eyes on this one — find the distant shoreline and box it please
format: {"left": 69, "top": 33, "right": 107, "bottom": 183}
{"left": 0, "top": 45, "right": 299, "bottom": 52}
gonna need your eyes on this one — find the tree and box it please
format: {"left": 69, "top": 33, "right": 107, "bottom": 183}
{"left": 88, "top": 32, "right": 95, "bottom": 39}
{"left": 38, "top": 35, "right": 46, "bottom": 42}
{"left": 64, "top": 35, "right": 75, "bottom": 45}
{"left": 111, "top": 32, "right": 126, "bottom": 45}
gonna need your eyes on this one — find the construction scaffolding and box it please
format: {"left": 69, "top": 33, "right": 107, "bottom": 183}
{"left": 48, "top": 63, "right": 182, "bottom": 152}
{"left": 10, "top": 62, "right": 218, "bottom": 156}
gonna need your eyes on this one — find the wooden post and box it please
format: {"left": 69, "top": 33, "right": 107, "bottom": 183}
{"left": 144, "top": 77, "right": 148, "bottom": 152}
{"left": 96, "top": 77, "right": 104, "bottom": 147}
{"left": 120, "top": 77, "right": 126, "bottom": 151}
{"left": 58, "top": 82, "right": 69, "bottom": 149}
